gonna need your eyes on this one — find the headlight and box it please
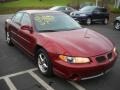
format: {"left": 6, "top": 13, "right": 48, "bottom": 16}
{"left": 113, "top": 47, "right": 116, "bottom": 53}
{"left": 80, "top": 14, "right": 87, "bottom": 17}
{"left": 59, "top": 55, "right": 90, "bottom": 64}
{"left": 113, "top": 47, "right": 117, "bottom": 55}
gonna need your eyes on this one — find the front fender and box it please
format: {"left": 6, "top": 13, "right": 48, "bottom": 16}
{"left": 36, "top": 37, "right": 69, "bottom": 56}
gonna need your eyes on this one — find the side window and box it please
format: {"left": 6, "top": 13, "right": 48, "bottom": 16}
{"left": 21, "top": 13, "right": 31, "bottom": 26}
{"left": 95, "top": 8, "right": 107, "bottom": 13}
{"left": 94, "top": 8, "right": 101, "bottom": 13}
{"left": 101, "top": 8, "right": 107, "bottom": 12}
{"left": 67, "top": 7, "right": 72, "bottom": 11}
{"left": 12, "top": 12, "right": 23, "bottom": 24}
{"left": 59, "top": 7, "right": 65, "bottom": 11}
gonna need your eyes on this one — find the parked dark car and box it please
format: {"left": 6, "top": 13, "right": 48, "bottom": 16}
{"left": 114, "top": 16, "right": 120, "bottom": 30}
{"left": 49, "top": 6, "right": 76, "bottom": 15}
{"left": 70, "top": 6, "right": 109, "bottom": 25}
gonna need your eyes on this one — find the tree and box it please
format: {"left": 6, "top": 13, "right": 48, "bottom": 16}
{"left": 100, "top": 0, "right": 109, "bottom": 8}
{"left": 114, "top": 0, "right": 120, "bottom": 8}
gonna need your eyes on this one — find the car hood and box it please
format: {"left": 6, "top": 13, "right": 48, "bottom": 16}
{"left": 116, "top": 16, "right": 120, "bottom": 20}
{"left": 71, "top": 11, "right": 91, "bottom": 15}
{"left": 40, "top": 28, "right": 114, "bottom": 57}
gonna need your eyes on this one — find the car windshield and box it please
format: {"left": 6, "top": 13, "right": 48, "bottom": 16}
{"left": 79, "top": 6, "right": 96, "bottom": 13}
{"left": 33, "top": 13, "right": 81, "bottom": 32}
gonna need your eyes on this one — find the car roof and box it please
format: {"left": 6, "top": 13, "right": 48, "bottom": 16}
{"left": 18, "top": 10, "right": 61, "bottom": 14}
{"left": 51, "top": 6, "right": 68, "bottom": 8}
{"left": 83, "top": 6, "right": 106, "bottom": 9}
{"left": 49, "top": 6, "right": 69, "bottom": 10}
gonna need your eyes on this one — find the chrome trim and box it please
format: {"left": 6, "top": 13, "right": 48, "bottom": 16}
{"left": 11, "top": 31, "right": 31, "bottom": 44}
{"left": 105, "top": 68, "right": 112, "bottom": 74}
{"left": 81, "top": 73, "right": 104, "bottom": 80}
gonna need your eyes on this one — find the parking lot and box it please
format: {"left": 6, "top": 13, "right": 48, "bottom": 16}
{"left": 0, "top": 14, "right": 120, "bottom": 90}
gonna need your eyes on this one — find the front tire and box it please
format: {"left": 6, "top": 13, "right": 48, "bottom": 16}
{"left": 86, "top": 18, "right": 92, "bottom": 25}
{"left": 114, "top": 21, "right": 120, "bottom": 31}
{"left": 37, "top": 48, "right": 53, "bottom": 77}
{"left": 103, "top": 18, "right": 108, "bottom": 25}
{"left": 6, "top": 31, "right": 13, "bottom": 46}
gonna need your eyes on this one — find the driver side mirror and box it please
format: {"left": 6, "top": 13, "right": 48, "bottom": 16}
{"left": 21, "top": 25, "right": 33, "bottom": 33}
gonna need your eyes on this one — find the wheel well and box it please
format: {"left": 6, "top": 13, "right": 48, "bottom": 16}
{"left": 114, "top": 20, "right": 120, "bottom": 25}
{"left": 87, "top": 17, "right": 92, "bottom": 21}
{"left": 105, "top": 17, "right": 109, "bottom": 20}
{"left": 87, "top": 16, "right": 91, "bottom": 19}
{"left": 116, "top": 20, "right": 120, "bottom": 22}
{"left": 34, "top": 45, "right": 47, "bottom": 56}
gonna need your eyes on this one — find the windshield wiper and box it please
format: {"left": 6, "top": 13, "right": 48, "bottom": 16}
{"left": 39, "top": 30, "right": 57, "bottom": 32}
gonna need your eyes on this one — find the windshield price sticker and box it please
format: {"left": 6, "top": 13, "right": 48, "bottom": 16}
{"left": 34, "top": 15, "right": 55, "bottom": 25}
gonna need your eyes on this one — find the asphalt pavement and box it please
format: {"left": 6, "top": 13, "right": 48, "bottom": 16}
{"left": 0, "top": 14, "right": 120, "bottom": 90}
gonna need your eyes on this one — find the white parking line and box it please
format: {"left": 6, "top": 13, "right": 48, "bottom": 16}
{"left": 28, "top": 71, "right": 54, "bottom": 90}
{"left": 4, "top": 77, "right": 17, "bottom": 90}
{"left": 68, "top": 81, "right": 86, "bottom": 90}
{"left": 0, "top": 68, "right": 38, "bottom": 80}
{"left": 0, "top": 68, "right": 86, "bottom": 90}
{"left": 0, "top": 68, "right": 54, "bottom": 90}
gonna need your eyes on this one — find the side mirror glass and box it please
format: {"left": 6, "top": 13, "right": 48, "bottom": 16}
{"left": 65, "top": 8, "right": 68, "bottom": 11}
{"left": 21, "top": 25, "right": 33, "bottom": 33}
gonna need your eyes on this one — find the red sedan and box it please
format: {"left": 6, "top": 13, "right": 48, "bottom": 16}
{"left": 5, "top": 10, "right": 118, "bottom": 81}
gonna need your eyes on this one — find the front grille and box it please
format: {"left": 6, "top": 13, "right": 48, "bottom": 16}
{"left": 96, "top": 56, "right": 106, "bottom": 63}
{"left": 95, "top": 52, "right": 113, "bottom": 63}
{"left": 107, "top": 52, "right": 112, "bottom": 60}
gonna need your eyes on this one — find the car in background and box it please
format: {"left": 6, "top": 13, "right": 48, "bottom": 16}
{"left": 49, "top": 6, "right": 76, "bottom": 15}
{"left": 5, "top": 10, "right": 117, "bottom": 81}
{"left": 114, "top": 16, "right": 120, "bottom": 30}
{"left": 70, "top": 6, "right": 109, "bottom": 25}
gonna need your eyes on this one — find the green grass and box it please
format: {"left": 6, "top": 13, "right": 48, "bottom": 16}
{"left": 0, "top": 0, "right": 70, "bottom": 8}
{"left": 0, "top": 0, "right": 70, "bottom": 14}
{"left": 111, "top": 8, "right": 120, "bottom": 14}
{"left": 0, "top": 0, "right": 119, "bottom": 14}
{"left": 0, "top": 0, "right": 95, "bottom": 14}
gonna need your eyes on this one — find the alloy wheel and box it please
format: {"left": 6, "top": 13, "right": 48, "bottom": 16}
{"left": 104, "top": 18, "right": 108, "bottom": 25}
{"left": 115, "top": 22, "right": 120, "bottom": 30}
{"left": 86, "top": 18, "right": 91, "bottom": 25}
{"left": 38, "top": 53, "right": 48, "bottom": 73}
{"left": 6, "top": 32, "right": 10, "bottom": 44}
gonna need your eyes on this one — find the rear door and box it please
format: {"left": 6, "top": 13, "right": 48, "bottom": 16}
{"left": 92, "top": 8, "right": 107, "bottom": 21}
{"left": 99, "top": 8, "right": 108, "bottom": 19}
{"left": 10, "top": 12, "right": 23, "bottom": 45}
{"left": 92, "top": 8, "right": 102, "bottom": 21}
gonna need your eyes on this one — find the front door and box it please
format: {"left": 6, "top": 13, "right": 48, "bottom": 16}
{"left": 18, "top": 13, "right": 36, "bottom": 56}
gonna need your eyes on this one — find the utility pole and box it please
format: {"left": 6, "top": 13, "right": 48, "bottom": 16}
{"left": 114, "top": 0, "right": 120, "bottom": 8}
{"left": 96, "top": 0, "right": 99, "bottom": 6}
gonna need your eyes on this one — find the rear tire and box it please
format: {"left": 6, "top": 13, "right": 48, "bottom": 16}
{"left": 36, "top": 48, "right": 53, "bottom": 77}
{"left": 103, "top": 18, "right": 108, "bottom": 25}
{"left": 6, "top": 31, "right": 13, "bottom": 46}
{"left": 86, "top": 18, "right": 92, "bottom": 25}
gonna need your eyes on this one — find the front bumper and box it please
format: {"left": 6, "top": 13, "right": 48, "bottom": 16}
{"left": 53, "top": 51, "right": 117, "bottom": 81}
